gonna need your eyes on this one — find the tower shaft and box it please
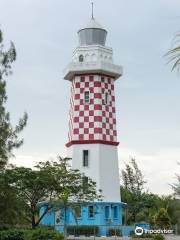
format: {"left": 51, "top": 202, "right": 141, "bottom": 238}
{"left": 64, "top": 18, "right": 123, "bottom": 203}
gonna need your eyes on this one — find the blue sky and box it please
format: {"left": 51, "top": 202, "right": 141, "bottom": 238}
{"left": 0, "top": 0, "right": 180, "bottom": 194}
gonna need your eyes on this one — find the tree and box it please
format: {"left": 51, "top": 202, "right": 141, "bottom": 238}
{"left": 122, "top": 158, "right": 146, "bottom": 195}
{"left": 7, "top": 164, "right": 56, "bottom": 228}
{"left": 0, "top": 29, "right": 27, "bottom": 168}
{"left": 5, "top": 157, "right": 100, "bottom": 231}
{"left": 0, "top": 167, "right": 28, "bottom": 227}
{"left": 121, "top": 158, "right": 146, "bottom": 223}
{"left": 171, "top": 162, "right": 180, "bottom": 198}
{"left": 154, "top": 208, "right": 171, "bottom": 229}
{"left": 37, "top": 157, "right": 101, "bottom": 239}
{"left": 166, "top": 33, "right": 180, "bottom": 72}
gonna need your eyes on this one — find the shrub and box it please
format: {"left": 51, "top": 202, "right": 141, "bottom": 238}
{"left": 153, "top": 235, "right": 165, "bottom": 240}
{"left": 0, "top": 228, "right": 63, "bottom": 240}
{"left": 0, "top": 229, "right": 25, "bottom": 240}
{"left": 27, "top": 227, "right": 63, "bottom": 240}
{"left": 67, "top": 225, "right": 98, "bottom": 236}
{"left": 107, "top": 228, "right": 122, "bottom": 236}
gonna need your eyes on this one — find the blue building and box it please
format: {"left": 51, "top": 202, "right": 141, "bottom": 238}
{"left": 40, "top": 202, "right": 125, "bottom": 236}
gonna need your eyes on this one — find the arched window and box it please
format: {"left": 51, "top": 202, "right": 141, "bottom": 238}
{"left": 79, "top": 54, "right": 84, "bottom": 62}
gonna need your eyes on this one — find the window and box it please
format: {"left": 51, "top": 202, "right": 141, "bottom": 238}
{"left": 79, "top": 55, "right": 84, "bottom": 62}
{"left": 88, "top": 206, "right": 94, "bottom": 218}
{"left": 83, "top": 150, "right": 89, "bottom": 167}
{"left": 89, "top": 75, "right": 94, "bottom": 81}
{"left": 105, "top": 206, "right": 110, "bottom": 219}
{"left": 105, "top": 92, "right": 109, "bottom": 105}
{"left": 73, "top": 205, "right": 81, "bottom": 218}
{"left": 84, "top": 91, "right": 90, "bottom": 104}
{"left": 113, "top": 206, "right": 118, "bottom": 219}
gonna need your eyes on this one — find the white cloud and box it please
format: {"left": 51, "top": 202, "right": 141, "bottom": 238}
{"left": 9, "top": 154, "right": 57, "bottom": 168}
{"left": 118, "top": 147, "right": 180, "bottom": 195}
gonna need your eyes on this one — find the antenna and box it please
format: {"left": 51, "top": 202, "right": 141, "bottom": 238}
{"left": 91, "top": 2, "right": 94, "bottom": 19}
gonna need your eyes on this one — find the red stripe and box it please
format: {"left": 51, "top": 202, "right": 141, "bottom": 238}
{"left": 66, "top": 140, "right": 119, "bottom": 147}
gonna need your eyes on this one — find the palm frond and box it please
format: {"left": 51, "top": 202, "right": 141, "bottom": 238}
{"left": 166, "top": 33, "right": 180, "bottom": 72}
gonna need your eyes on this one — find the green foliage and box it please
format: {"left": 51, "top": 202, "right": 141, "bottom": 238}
{"left": 171, "top": 162, "right": 180, "bottom": 198}
{"left": 0, "top": 228, "right": 63, "bottom": 240}
{"left": 153, "top": 234, "right": 165, "bottom": 240}
{"left": 121, "top": 158, "right": 147, "bottom": 224}
{"left": 107, "top": 228, "right": 122, "bottom": 236}
{"left": 37, "top": 157, "right": 101, "bottom": 238}
{"left": 27, "top": 227, "right": 63, "bottom": 240}
{"left": 154, "top": 208, "right": 171, "bottom": 229}
{"left": 0, "top": 29, "right": 27, "bottom": 168}
{"left": 122, "top": 158, "right": 146, "bottom": 195}
{"left": 0, "top": 28, "right": 27, "bottom": 224}
{"left": 67, "top": 225, "right": 98, "bottom": 236}
{"left": 121, "top": 158, "right": 180, "bottom": 227}
{"left": 0, "top": 157, "right": 100, "bottom": 230}
{"left": 166, "top": 33, "right": 180, "bottom": 72}
{"left": 0, "top": 229, "right": 25, "bottom": 240}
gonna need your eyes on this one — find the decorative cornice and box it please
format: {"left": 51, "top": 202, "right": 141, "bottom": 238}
{"left": 63, "top": 61, "right": 122, "bottom": 81}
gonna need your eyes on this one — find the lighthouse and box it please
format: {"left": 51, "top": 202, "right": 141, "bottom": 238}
{"left": 40, "top": 11, "right": 125, "bottom": 236}
{"left": 63, "top": 12, "right": 124, "bottom": 230}
{"left": 64, "top": 17, "right": 122, "bottom": 203}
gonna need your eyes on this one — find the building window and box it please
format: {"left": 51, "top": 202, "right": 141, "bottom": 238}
{"left": 105, "top": 92, "right": 109, "bottom": 105}
{"left": 113, "top": 206, "right": 118, "bottom": 219}
{"left": 105, "top": 206, "right": 110, "bottom": 219}
{"left": 101, "top": 76, "right": 105, "bottom": 82}
{"left": 73, "top": 205, "right": 81, "bottom": 218}
{"left": 79, "top": 55, "right": 84, "bottom": 62}
{"left": 88, "top": 206, "right": 94, "bottom": 218}
{"left": 89, "top": 75, "right": 94, "bottom": 81}
{"left": 83, "top": 150, "right": 89, "bottom": 167}
{"left": 84, "top": 91, "right": 90, "bottom": 104}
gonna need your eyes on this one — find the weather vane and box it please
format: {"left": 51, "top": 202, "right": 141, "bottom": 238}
{"left": 91, "top": 2, "right": 94, "bottom": 19}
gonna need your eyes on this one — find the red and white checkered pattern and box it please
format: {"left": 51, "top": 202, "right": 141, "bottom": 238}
{"left": 67, "top": 74, "right": 118, "bottom": 144}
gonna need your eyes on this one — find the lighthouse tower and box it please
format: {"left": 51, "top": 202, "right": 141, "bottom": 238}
{"left": 40, "top": 13, "right": 125, "bottom": 236}
{"left": 64, "top": 17, "right": 122, "bottom": 203}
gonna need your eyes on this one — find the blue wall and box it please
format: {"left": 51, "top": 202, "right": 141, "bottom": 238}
{"left": 40, "top": 202, "right": 131, "bottom": 236}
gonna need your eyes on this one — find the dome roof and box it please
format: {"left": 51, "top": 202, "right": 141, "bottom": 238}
{"left": 78, "top": 18, "right": 107, "bottom": 46}
{"left": 85, "top": 18, "right": 104, "bottom": 29}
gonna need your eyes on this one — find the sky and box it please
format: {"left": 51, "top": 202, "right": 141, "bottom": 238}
{"left": 0, "top": 0, "right": 180, "bottom": 195}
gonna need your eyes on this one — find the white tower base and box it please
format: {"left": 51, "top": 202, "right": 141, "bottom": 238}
{"left": 68, "top": 143, "right": 121, "bottom": 202}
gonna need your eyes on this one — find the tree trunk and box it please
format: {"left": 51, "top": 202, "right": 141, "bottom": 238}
{"left": 31, "top": 213, "right": 36, "bottom": 229}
